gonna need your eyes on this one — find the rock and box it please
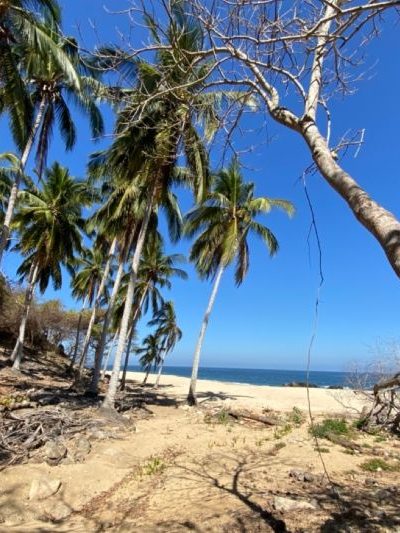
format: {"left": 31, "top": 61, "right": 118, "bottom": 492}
{"left": 288, "top": 469, "right": 314, "bottom": 482}
{"left": 29, "top": 478, "right": 62, "bottom": 500}
{"left": 284, "top": 382, "right": 318, "bottom": 388}
{"left": 273, "top": 496, "right": 317, "bottom": 513}
{"left": 87, "top": 429, "right": 108, "bottom": 441}
{"left": 45, "top": 501, "right": 71, "bottom": 522}
{"left": 43, "top": 440, "right": 67, "bottom": 465}
{"left": 75, "top": 437, "right": 91, "bottom": 455}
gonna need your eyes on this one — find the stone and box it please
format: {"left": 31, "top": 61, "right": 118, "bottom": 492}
{"left": 288, "top": 469, "right": 314, "bottom": 482}
{"left": 45, "top": 501, "right": 71, "bottom": 522}
{"left": 273, "top": 496, "right": 317, "bottom": 513}
{"left": 29, "top": 478, "right": 62, "bottom": 500}
{"left": 43, "top": 440, "right": 67, "bottom": 466}
{"left": 87, "top": 429, "right": 108, "bottom": 441}
{"left": 74, "top": 437, "right": 91, "bottom": 455}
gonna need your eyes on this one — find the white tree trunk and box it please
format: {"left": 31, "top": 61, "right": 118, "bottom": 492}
{"left": 11, "top": 262, "right": 39, "bottom": 370}
{"left": 103, "top": 197, "right": 154, "bottom": 409}
{"left": 120, "top": 285, "right": 149, "bottom": 391}
{"left": 101, "top": 328, "right": 119, "bottom": 381}
{"left": 187, "top": 263, "right": 225, "bottom": 405}
{"left": 77, "top": 237, "right": 117, "bottom": 371}
{"left": 89, "top": 258, "right": 125, "bottom": 393}
{"left": 0, "top": 96, "right": 47, "bottom": 265}
{"left": 154, "top": 351, "right": 167, "bottom": 388}
{"left": 70, "top": 296, "right": 88, "bottom": 367}
{"left": 301, "top": 122, "right": 400, "bottom": 277}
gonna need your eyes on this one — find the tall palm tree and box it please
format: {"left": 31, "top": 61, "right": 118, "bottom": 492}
{"left": 184, "top": 158, "right": 294, "bottom": 404}
{"left": 148, "top": 301, "right": 182, "bottom": 388}
{"left": 70, "top": 247, "right": 106, "bottom": 366}
{"left": 10, "top": 162, "right": 91, "bottom": 369}
{"left": 0, "top": 21, "right": 104, "bottom": 264}
{"left": 99, "top": 4, "right": 236, "bottom": 409}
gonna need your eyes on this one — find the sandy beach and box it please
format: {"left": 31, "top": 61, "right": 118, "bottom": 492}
{"left": 125, "top": 370, "right": 368, "bottom": 415}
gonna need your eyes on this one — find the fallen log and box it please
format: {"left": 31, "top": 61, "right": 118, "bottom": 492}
{"left": 226, "top": 409, "right": 278, "bottom": 426}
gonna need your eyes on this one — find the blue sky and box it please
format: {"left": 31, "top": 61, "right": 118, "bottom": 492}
{"left": 2, "top": 2, "right": 400, "bottom": 371}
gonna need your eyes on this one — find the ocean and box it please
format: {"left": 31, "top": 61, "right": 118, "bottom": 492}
{"left": 126, "top": 365, "right": 358, "bottom": 388}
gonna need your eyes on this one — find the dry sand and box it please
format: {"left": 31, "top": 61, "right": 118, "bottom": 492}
{"left": 3, "top": 371, "right": 392, "bottom": 532}
{"left": 125, "top": 370, "right": 368, "bottom": 415}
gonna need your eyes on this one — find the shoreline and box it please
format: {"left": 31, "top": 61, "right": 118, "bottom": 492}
{"left": 124, "top": 370, "right": 369, "bottom": 415}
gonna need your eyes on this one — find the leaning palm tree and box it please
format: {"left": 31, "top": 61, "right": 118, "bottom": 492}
{"left": 0, "top": 21, "right": 103, "bottom": 264}
{"left": 10, "top": 162, "right": 91, "bottom": 369}
{"left": 70, "top": 247, "right": 106, "bottom": 366}
{"left": 148, "top": 301, "right": 182, "bottom": 388}
{"left": 184, "top": 158, "right": 294, "bottom": 404}
{"left": 99, "top": 3, "right": 241, "bottom": 410}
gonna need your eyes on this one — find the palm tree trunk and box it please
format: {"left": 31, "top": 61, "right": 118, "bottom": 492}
{"left": 187, "top": 263, "right": 225, "bottom": 405}
{"left": 103, "top": 193, "right": 155, "bottom": 410}
{"left": 154, "top": 350, "right": 167, "bottom": 388}
{"left": 70, "top": 296, "right": 88, "bottom": 367}
{"left": 11, "top": 262, "right": 39, "bottom": 370}
{"left": 119, "top": 322, "right": 135, "bottom": 392}
{"left": 142, "top": 369, "right": 150, "bottom": 385}
{"left": 76, "top": 237, "right": 117, "bottom": 372}
{"left": 89, "top": 258, "right": 124, "bottom": 393}
{"left": 101, "top": 328, "right": 119, "bottom": 381}
{"left": 120, "top": 285, "right": 149, "bottom": 391}
{"left": 0, "top": 96, "right": 47, "bottom": 265}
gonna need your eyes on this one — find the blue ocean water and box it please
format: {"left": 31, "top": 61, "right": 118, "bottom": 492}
{"left": 126, "top": 365, "right": 354, "bottom": 388}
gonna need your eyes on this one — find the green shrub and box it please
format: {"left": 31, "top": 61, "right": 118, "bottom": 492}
{"left": 142, "top": 457, "right": 166, "bottom": 476}
{"left": 288, "top": 407, "right": 306, "bottom": 426}
{"left": 360, "top": 458, "right": 397, "bottom": 472}
{"left": 310, "top": 418, "right": 350, "bottom": 439}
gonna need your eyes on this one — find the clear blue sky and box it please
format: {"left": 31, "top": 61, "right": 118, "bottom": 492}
{"left": 2, "top": 2, "right": 400, "bottom": 371}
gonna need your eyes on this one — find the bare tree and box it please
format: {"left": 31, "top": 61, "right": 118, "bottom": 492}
{"left": 116, "top": 0, "right": 400, "bottom": 277}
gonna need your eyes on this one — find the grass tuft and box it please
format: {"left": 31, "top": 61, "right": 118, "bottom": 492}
{"left": 310, "top": 418, "right": 350, "bottom": 439}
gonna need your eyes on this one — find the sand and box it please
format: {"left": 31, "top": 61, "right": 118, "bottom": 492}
{"left": 125, "top": 370, "right": 368, "bottom": 415}
{"left": 3, "top": 370, "right": 390, "bottom": 532}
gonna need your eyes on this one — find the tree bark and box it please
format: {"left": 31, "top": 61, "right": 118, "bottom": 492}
{"left": 120, "top": 285, "right": 149, "bottom": 391}
{"left": 154, "top": 351, "right": 167, "bottom": 388}
{"left": 103, "top": 193, "right": 155, "bottom": 409}
{"left": 0, "top": 96, "right": 47, "bottom": 265}
{"left": 119, "top": 322, "right": 135, "bottom": 392}
{"left": 187, "top": 263, "right": 225, "bottom": 405}
{"left": 70, "top": 296, "right": 88, "bottom": 367}
{"left": 101, "top": 328, "right": 119, "bottom": 381}
{"left": 301, "top": 120, "right": 400, "bottom": 277}
{"left": 76, "top": 237, "right": 117, "bottom": 372}
{"left": 142, "top": 369, "right": 150, "bottom": 385}
{"left": 89, "top": 258, "right": 125, "bottom": 393}
{"left": 11, "top": 262, "right": 39, "bottom": 369}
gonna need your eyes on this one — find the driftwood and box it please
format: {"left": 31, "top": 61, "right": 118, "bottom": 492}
{"left": 226, "top": 409, "right": 278, "bottom": 426}
{"left": 361, "top": 372, "right": 400, "bottom": 433}
{"left": 0, "top": 407, "right": 91, "bottom": 468}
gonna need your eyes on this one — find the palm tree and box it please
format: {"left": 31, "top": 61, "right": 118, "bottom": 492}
{"left": 148, "top": 301, "right": 182, "bottom": 388}
{"left": 0, "top": 0, "right": 61, "bottom": 151}
{"left": 137, "top": 333, "right": 163, "bottom": 386}
{"left": 99, "top": 4, "right": 233, "bottom": 409}
{"left": 70, "top": 247, "right": 106, "bottom": 367}
{"left": 119, "top": 238, "right": 187, "bottom": 390}
{"left": 0, "top": 20, "right": 104, "bottom": 264}
{"left": 10, "top": 162, "right": 91, "bottom": 369}
{"left": 184, "top": 158, "right": 294, "bottom": 404}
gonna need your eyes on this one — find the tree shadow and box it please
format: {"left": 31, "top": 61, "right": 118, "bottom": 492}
{"left": 169, "top": 451, "right": 289, "bottom": 532}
